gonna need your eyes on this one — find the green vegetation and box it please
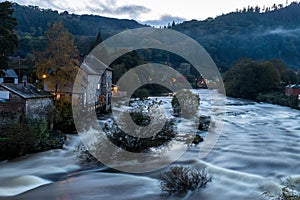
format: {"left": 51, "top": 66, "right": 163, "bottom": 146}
{"left": 77, "top": 100, "right": 177, "bottom": 165}
{"left": 54, "top": 96, "right": 76, "bottom": 133}
{"left": 160, "top": 166, "right": 211, "bottom": 196}
{"left": 34, "top": 22, "right": 78, "bottom": 133}
{"left": 224, "top": 59, "right": 280, "bottom": 100}
{"left": 12, "top": 3, "right": 145, "bottom": 57}
{"left": 224, "top": 58, "right": 299, "bottom": 108}
{"left": 172, "top": 2, "right": 300, "bottom": 70}
{"left": 8, "top": 1, "right": 300, "bottom": 86}
{"left": 35, "top": 21, "right": 79, "bottom": 94}
{"left": 102, "top": 101, "right": 176, "bottom": 153}
{"left": 0, "top": 118, "right": 65, "bottom": 161}
{"left": 0, "top": 1, "right": 18, "bottom": 69}
{"left": 260, "top": 177, "right": 300, "bottom": 200}
{"left": 171, "top": 90, "right": 200, "bottom": 118}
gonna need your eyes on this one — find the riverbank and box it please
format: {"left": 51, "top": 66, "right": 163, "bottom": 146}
{"left": 256, "top": 91, "right": 300, "bottom": 110}
{"left": 0, "top": 118, "right": 66, "bottom": 161}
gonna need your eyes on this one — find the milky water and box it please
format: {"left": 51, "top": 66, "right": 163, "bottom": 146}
{"left": 0, "top": 89, "right": 299, "bottom": 199}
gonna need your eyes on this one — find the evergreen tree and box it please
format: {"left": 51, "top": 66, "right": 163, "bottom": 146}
{"left": 0, "top": 1, "right": 18, "bottom": 69}
{"left": 89, "top": 30, "right": 103, "bottom": 52}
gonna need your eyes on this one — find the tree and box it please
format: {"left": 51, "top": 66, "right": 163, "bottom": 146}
{"left": 171, "top": 20, "right": 176, "bottom": 27}
{"left": 224, "top": 59, "right": 280, "bottom": 99}
{"left": 0, "top": 1, "right": 18, "bottom": 69}
{"left": 282, "top": 68, "right": 298, "bottom": 84}
{"left": 89, "top": 30, "right": 102, "bottom": 52}
{"left": 35, "top": 22, "right": 79, "bottom": 95}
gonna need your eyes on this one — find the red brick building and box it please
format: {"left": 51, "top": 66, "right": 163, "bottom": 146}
{"left": 285, "top": 84, "right": 300, "bottom": 96}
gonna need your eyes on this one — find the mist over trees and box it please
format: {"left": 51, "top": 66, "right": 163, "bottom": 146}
{"left": 172, "top": 2, "right": 300, "bottom": 70}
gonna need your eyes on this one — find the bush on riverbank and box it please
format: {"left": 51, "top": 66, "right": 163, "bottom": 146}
{"left": 0, "top": 118, "right": 66, "bottom": 161}
{"left": 171, "top": 90, "right": 199, "bottom": 118}
{"left": 160, "top": 166, "right": 212, "bottom": 196}
{"left": 260, "top": 177, "right": 300, "bottom": 200}
{"left": 76, "top": 100, "right": 180, "bottom": 165}
{"left": 54, "top": 97, "right": 76, "bottom": 133}
{"left": 256, "top": 92, "right": 299, "bottom": 109}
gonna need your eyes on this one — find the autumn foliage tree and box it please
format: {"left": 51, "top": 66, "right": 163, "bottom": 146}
{"left": 35, "top": 22, "right": 79, "bottom": 96}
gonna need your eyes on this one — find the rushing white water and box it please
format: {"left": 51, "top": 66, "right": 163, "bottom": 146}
{"left": 0, "top": 89, "right": 299, "bottom": 199}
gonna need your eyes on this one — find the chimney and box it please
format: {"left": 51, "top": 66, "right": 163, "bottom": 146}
{"left": 22, "top": 75, "right": 27, "bottom": 87}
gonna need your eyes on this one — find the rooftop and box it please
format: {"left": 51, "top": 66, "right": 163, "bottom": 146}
{"left": 0, "top": 83, "right": 54, "bottom": 99}
{"left": 2, "top": 69, "right": 18, "bottom": 78}
{"left": 286, "top": 84, "right": 300, "bottom": 89}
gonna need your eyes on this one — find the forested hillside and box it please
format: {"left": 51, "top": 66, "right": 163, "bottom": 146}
{"left": 11, "top": 2, "right": 300, "bottom": 71}
{"left": 172, "top": 2, "right": 300, "bottom": 70}
{"left": 12, "top": 3, "right": 145, "bottom": 56}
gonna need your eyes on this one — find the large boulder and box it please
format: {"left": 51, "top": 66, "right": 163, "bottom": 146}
{"left": 192, "top": 134, "right": 204, "bottom": 145}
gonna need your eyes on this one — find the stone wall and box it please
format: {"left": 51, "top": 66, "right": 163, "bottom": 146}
{"left": 0, "top": 87, "right": 54, "bottom": 131}
{"left": 25, "top": 98, "right": 54, "bottom": 120}
{"left": 0, "top": 89, "right": 25, "bottom": 130}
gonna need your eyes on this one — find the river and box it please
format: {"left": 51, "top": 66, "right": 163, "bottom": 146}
{"left": 0, "top": 89, "right": 299, "bottom": 199}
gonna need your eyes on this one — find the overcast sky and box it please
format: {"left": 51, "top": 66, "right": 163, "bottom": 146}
{"left": 3, "top": 0, "right": 289, "bottom": 26}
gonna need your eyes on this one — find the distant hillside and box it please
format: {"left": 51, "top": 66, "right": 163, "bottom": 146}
{"left": 12, "top": 3, "right": 146, "bottom": 56}
{"left": 11, "top": 2, "right": 300, "bottom": 71}
{"left": 172, "top": 2, "right": 300, "bottom": 70}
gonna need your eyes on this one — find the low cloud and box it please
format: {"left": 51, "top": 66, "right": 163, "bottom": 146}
{"left": 264, "top": 27, "right": 300, "bottom": 37}
{"left": 86, "top": 3, "right": 150, "bottom": 19}
{"left": 11, "top": 0, "right": 151, "bottom": 19}
{"left": 143, "top": 15, "right": 186, "bottom": 27}
{"left": 114, "top": 5, "right": 151, "bottom": 18}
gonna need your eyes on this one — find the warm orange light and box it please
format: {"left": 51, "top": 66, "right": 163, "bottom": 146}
{"left": 112, "top": 85, "right": 118, "bottom": 93}
{"left": 42, "top": 74, "right": 47, "bottom": 79}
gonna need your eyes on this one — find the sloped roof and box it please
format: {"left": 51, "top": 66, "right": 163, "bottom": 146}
{"left": 0, "top": 83, "right": 53, "bottom": 99}
{"left": 81, "top": 55, "right": 112, "bottom": 75}
{"left": 3, "top": 69, "right": 18, "bottom": 78}
{"left": 286, "top": 84, "right": 300, "bottom": 89}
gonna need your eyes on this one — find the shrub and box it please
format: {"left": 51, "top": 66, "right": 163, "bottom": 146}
{"left": 260, "top": 177, "right": 300, "bottom": 200}
{"left": 171, "top": 90, "right": 199, "bottom": 118}
{"left": 0, "top": 118, "right": 47, "bottom": 160}
{"left": 198, "top": 115, "right": 211, "bottom": 131}
{"left": 54, "top": 97, "right": 76, "bottom": 133}
{"left": 0, "top": 118, "right": 65, "bottom": 161}
{"left": 77, "top": 99, "right": 178, "bottom": 165}
{"left": 160, "top": 166, "right": 212, "bottom": 196}
{"left": 101, "top": 102, "right": 176, "bottom": 153}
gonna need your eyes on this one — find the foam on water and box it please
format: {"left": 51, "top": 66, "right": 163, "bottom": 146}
{"left": 0, "top": 90, "right": 299, "bottom": 199}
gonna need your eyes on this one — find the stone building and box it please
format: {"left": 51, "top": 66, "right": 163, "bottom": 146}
{"left": 0, "top": 82, "right": 54, "bottom": 130}
{"left": 73, "top": 55, "right": 112, "bottom": 114}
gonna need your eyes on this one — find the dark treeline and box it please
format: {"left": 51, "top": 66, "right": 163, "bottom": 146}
{"left": 6, "top": 2, "right": 300, "bottom": 92}
{"left": 223, "top": 58, "right": 300, "bottom": 107}
{"left": 11, "top": 2, "right": 300, "bottom": 72}
{"left": 172, "top": 2, "right": 300, "bottom": 70}
{"left": 12, "top": 3, "right": 145, "bottom": 56}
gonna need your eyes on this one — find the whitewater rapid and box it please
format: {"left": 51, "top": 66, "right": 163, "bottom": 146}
{"left": 0, "top": 89, "right": 299, "bottom": 199}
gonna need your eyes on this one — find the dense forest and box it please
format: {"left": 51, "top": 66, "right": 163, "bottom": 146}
{"left": 10, "top": 2, "right": 300, "bottom": 72}
{"left": 172, "top": 2, "right": 300, "bottom": 70}
{"left": 12, "top": 3, "right": 146, "bottom": 56}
